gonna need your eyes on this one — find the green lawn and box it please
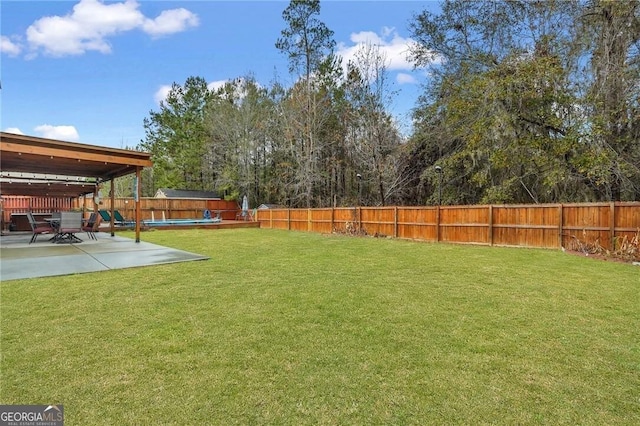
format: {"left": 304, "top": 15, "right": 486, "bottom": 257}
{"left": 1, "top": 229, "right": 638, "bottom": 425}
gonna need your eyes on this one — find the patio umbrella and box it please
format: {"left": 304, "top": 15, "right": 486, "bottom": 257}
{"left": 241, "top": 195, "right": 248, "bottom": 217}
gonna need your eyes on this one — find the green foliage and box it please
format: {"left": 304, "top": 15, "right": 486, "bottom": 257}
{"left": 141, "top": 77, "right": 215, "bottom": 192}
{"left": 138, "top": 0, "right": 639, "bottom": 207}
{"left": 406, "top": 0, "right": 639, "bottom": 204}
{"left": 276, "top": 0, "right": 336, "bottom": 77}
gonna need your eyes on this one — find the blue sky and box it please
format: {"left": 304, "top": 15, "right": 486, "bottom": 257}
{"left": 1, "top": 1, "right": 439, "bottom": 149}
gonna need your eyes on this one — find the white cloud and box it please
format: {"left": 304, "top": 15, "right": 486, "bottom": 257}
{"left": 1, "top": 36, "right": 22, "bottom": 57}
{"left": 207, "top": 80, "right": 228, "bottom": 92}
{"left": 34, "top": 125, "right": 80, "bottom": 141}
{"left": 24, "top": 0, "right": 198, "bottom": 57}
{"left": 154, "top": 78, "right": 260, "bottom": 106}
{"left": 3, "top": 127, "right": 24, "bottom": 135}
{"left": 154, "top": 85, "right": 172, "bottom": 105}
{"left": 142, "top": 8, "right": 199, "bottom": 38}
{"left": 396, "top": 73, "right": 417, "bottom": 85}
{"left": 337, "top": 27, "right": 415, "bottom": 73}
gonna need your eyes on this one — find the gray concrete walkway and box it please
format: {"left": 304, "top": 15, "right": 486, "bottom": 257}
{"left": 0, "top": 232, "right": 209, "bottom": 281}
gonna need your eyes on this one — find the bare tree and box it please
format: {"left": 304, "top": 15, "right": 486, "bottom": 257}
{"left": 276, "top": 0, "right": 337, "bottom": 207}
{"left": 343, "top": 43, "right": 403, "bottom": 206}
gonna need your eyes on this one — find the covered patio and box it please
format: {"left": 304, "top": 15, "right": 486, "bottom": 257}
{"left": 1, "top": 131, "right": 151, "bottom": 241}
{"left": 0, "top": 132, "right": 209, "bottom": 280}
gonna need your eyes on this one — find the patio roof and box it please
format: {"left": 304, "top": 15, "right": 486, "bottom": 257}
{"left": 0, "top": 132, "right": 152, "bottom": 197}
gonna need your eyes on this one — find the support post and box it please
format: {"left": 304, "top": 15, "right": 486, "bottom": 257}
{"left": 135, "top": 167, "right": 141, "bottom": 243}
{"left": 110, "top": 179, "right": 115, "bottom": 237}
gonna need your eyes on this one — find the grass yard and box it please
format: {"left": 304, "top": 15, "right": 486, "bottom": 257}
{"left": 1, "top": 228, "right": 638, "bottom": 424}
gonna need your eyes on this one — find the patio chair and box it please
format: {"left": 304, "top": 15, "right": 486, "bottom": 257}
{"left": 113, "top": 210, "right": 136, "bottom": 226}
{"left": 98, "top": 209, "right": 137, "bottom": 227}
{"left": 56, "top": 211, "right": 83, "bottom": 244}
{"left": 98, "top": 209, "right": 123, "bottom": 227}
{"left": 26, "top": 212, "right": 53, "bottom": 244}
{"left": 82, "top": 212, "right": 99, "bottom": 240}
{"left": 98, "top": 209, "right": 112, "bottom": 223}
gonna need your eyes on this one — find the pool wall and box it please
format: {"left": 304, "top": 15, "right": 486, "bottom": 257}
{"left": 145, "top": 218, "right": 222, "bottom": 226}
{"left": 142, "top": 219, "right": 260, "bottom": 231}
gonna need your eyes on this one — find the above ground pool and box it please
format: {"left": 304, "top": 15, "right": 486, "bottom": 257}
{"left": 144, "top": 218, "right": 222, "bottom": 226}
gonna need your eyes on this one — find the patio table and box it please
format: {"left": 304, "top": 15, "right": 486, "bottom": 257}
{"left": 45, "top": 217, "right": 62, "bottom": 242}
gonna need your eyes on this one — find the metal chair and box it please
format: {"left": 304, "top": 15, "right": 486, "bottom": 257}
{"left": 56, "top": 211, "right": 83, "bottom": 243}
{"left": 82, "top": 212, "right": 99, "bottom": 240}
{"left": 26, "top": 212, "right": 53, "bottom": 244}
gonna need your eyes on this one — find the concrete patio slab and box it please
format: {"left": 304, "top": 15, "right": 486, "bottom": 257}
{"left": 0, "top": 232, "right": 209, "bottom": 281}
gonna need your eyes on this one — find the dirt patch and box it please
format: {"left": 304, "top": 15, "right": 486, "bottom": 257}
{"left": 563, "top": 248, "right": 638, "bottom": 265}
{"left": 565, "top": 229, "right": 639, "bottom": 265}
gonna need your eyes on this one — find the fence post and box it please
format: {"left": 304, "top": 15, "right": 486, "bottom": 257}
{"left": 557, "top": 204, "right": 563, "bottom": 249}
{"left": 394, "top": 206, "right": 398, "bottom": 238}
{"left": 488, "top": 205, "right": 493, "bottom": 246}
{"left": 331, "top": 207, "right": 334, "bottom": 233}
{"left": 610, "top": 202, "right": 616, "bottom": 250}
{"left": 436, "top": 206, "right": 441, "bottom": 242}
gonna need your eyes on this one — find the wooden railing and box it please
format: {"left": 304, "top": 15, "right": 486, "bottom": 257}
{"left": 255, "top": 202, "right": 640, "bottom": 251}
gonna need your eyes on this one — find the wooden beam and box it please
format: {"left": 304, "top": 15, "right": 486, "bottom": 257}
{"left": 1, "top": 141, "right": 151, "bottom": 168}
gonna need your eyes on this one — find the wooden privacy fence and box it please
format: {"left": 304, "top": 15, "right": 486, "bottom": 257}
{"left": 255, "top": 202, "right": 640, "bottom": 251}
{"left": 1, "top": 196, "right": 241, "bottom": 225}
{"left": 84, "top": 197, "right": 240, "bottom": 221}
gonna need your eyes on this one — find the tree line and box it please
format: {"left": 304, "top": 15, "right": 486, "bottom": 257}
{"left": 136, "top": 0, "right": 639, "bottom": 207}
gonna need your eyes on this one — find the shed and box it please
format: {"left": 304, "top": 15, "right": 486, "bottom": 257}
{"left": 258, "top": 203, "right": 285, "bottom": 209}
{"left": 155, "top": 188, "right": 220, "bottom": 199}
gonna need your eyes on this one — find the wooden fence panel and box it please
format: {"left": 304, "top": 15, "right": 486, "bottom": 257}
{"left": 310, "top": 209, "right": 333, "bottom": 233}
{"left": 90, "top": 197, "right": 239, "bottom": 221}
{"left": 614, "top": 203, "right": 640, "bottom": 249}
{"left": 332, "top": 208, "right": 358, "bottom": 233}
{"left": 493, "top": 205, "right": 559, "bottom": 248}
{"left": 260, "top": 209, "right": 289, "bottom": 230}
{"left": 396, "top": 207, "right": 437, "bottom": 241}
{"left": 289, "top": 209, "right": 309, "bottom": 232}
{"left": 561, "top": 203, "right": 611, "bottom": 250}
{"left": 440, "top": 205, "right": 489, "bottom": 244}
{"left": 361, "top": 207, "right": 395, "bottom": 237}
{"left": 253, "top": 202, "right": 639, "bottom": 252}
{"left": 1, "top": 196, "right": 241, "bottom": 229}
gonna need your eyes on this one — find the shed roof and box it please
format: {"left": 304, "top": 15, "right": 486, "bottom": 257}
{"left": 156, "top": 188, "right": 220, "bottom": 199}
